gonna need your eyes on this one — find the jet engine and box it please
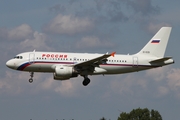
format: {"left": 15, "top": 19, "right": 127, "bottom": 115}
{"left": 53, "top": 66, "right": 78, "bottom": 80}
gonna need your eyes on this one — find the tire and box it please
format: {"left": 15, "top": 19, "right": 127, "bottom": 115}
{"left": 82, "top": 78, "right": 90, "bottom": 86}
{"left": 29, "top": 78, "right": 33, "bottom": 83}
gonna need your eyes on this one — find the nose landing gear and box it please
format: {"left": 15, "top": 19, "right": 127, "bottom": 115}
{"left": 29, "top": 72, "right": 34, "bottom": 83}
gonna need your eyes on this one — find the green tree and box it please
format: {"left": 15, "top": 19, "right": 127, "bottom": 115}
{"left": 118, "top": 112, "right": 130, "bottom": 120}
{"left": 100, "top": 117, "right": 106, "bottom": 120}
{"left": 117, "top": 108, "right": 162, "bottom": 120}
{"left": 150, "top": 109, "right": 162, "bottom": 120}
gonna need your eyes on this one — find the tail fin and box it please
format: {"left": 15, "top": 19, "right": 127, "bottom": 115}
{"left": 137, "top": 27, "right": 172, "bottom": 57}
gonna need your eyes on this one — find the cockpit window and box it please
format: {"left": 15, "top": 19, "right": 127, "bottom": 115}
{"left": 14, "top": 56, "right": 23, "bottom": 59}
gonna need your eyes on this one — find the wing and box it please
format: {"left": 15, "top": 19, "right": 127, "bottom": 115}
{"left": 68, "top": 52, "right": 116, "bottom": 75}
{"left": 74, "top": 52, "right": 116, "bottom": 67}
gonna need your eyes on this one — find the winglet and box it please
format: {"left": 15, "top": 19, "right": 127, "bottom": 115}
{"left": 111, "top": 52, "right": 116, "bottom": 57}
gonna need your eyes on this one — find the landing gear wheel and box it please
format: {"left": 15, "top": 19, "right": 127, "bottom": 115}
{"left": 82, "top": 78, "right": 90, "bottom": 86}
{"left": 29, "top": 72, "right": 34, "bottom": 83}
{"left": 29, "top": 78, "right": 33, "bottom": 83}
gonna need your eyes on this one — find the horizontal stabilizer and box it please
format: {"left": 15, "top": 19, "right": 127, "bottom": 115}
{"left": 150, "top": 57, "right": 172, "bottom": 63}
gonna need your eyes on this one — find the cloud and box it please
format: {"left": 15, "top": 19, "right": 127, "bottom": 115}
{"left": 145, "top": 22, "right": 171, "bottom": 34}
{"left": 49, "top": 4, "right": 66, "bottom": 14}
{"left": 76, "top": 36, "right": 114, "bottom": 49}
{"left": 94, "top": 0, "right": 128, "bottom": 23}
{"left": 7, "top": 24, "right": 33, "bottom": 41}
{"left": 43, "top": 14, "right": 94, "bottom": 35}
{"left": 0, "top": 24, "right": 34, "bottom": 41}
{"left": 167, "top": 68, "right": 180, "bottom": 91}
{"left": 2, "top": 24, "right": 53, "bottom": 51}
{"left": 146, "top": 67, "right": 169, "bottom": 81}
{"left": 125, "top": 0, "right": 160, "bottom": 16}
{"left": 157, "top": 86, "right": 169, "bottom": 96}
{"left": 0, "top": 24, "right": 53, "bottom": 62}
{"left": 110, "top": 74, "right": 148, "bottom": 95}
{"left": 3, "top": 65, "right": 179, "bottom": 98}
{"left": 145, "top": 67, "right": 180, "bottom": 98}
{"left": 121, "top": 0, "right": 164, "bottom": 33}
{"left": 0, "top": 71, "right": 29, "bottom": 95}
{"left": 146, "top": 67, "right": 180, "bottom": 93}
{"left": 40, "top": 77, "right": 55, "bottom": 90}
{"left": 108, "top": 11, "right": 128, "bottom": 23}
{"left": 0, "top": 28, "right": 8, "bottom": 40}
{"left": 0, "top": 71, "right": 81, "bottom": 97}
{"left": 34, "top": 76, "right": 82, "bottom": 97}
{"left": 20, "top": 31, "right": 52, "bottom": 51}
{"left": 107, "top": 66, "right": 180, "bottom": 98}
{"left": 55, "top": 81, "right": 74, "bottom": 95}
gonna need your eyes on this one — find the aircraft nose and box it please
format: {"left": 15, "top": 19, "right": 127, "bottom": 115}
{"left": 6, "top": 60, "right": 16, "bottom": 69}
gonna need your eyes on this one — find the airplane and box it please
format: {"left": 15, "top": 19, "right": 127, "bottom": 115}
{"left": 6, "top": 27, "right": 174, "bottom": 86}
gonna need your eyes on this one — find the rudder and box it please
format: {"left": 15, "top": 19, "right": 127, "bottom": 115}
{"left": 137, "top": 27, "right": 172, "bottom": 57}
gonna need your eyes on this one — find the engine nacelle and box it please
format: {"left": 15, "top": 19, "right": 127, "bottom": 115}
{"left": 53, "top": 66, "right": 78, "bottom": 80}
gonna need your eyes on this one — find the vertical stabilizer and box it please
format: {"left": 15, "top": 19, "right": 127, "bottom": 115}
{"left": 137, "top": 27, "right": 172, "bottom": 57}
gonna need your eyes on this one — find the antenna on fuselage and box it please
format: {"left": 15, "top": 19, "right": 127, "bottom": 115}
{"left": 33, "top": 49, "right": 36, "bottom": 52}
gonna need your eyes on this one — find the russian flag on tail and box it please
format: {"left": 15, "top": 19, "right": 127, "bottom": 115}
{"left": 151, "top": 39, "right": 160, "bottom": 43}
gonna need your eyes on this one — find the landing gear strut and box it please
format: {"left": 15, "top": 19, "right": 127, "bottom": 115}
{"left": 29, "top": 72, "right": 34, "bottom": 83}
{"left": 82, "top": 76, "right": 90, "bottom": 86}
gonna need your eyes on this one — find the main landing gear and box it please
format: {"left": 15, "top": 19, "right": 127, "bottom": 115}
{"left": 29, "top": 72, "right": 34, "bottom": 83}
{"left": 82, "top": 76, "right": 90, "bottom": 86}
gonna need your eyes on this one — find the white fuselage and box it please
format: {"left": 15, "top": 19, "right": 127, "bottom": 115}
{"left": 6, "top": 51, "right": 174, "bottom": 75}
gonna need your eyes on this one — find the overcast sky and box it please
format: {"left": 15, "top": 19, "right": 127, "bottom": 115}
{"left": 1, "top": 0, "right": 180, "bottom": 120}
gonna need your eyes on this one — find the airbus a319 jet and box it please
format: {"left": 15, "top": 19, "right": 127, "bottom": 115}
{"left": 6, "top": 27, "right": 174, "bottom": 86}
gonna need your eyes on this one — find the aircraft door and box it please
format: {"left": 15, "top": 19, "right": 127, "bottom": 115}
{"left": 29, "top": 53, "right": 35, "bottom": 64}
{"left": 133, "top": 56, "right": 138, "bottom": 67}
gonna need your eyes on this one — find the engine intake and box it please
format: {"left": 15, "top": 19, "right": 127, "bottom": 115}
{"left": 53, "top": 66, "right": 78, "bottom": 80}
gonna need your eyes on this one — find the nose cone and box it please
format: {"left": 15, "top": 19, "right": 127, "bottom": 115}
{"left": 6, "top": 60, "right": 16, "bottom": 69}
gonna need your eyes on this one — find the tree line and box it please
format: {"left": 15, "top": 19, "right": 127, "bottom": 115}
{"left": 100, "top": 108, "right": 162, "bottom": 120}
